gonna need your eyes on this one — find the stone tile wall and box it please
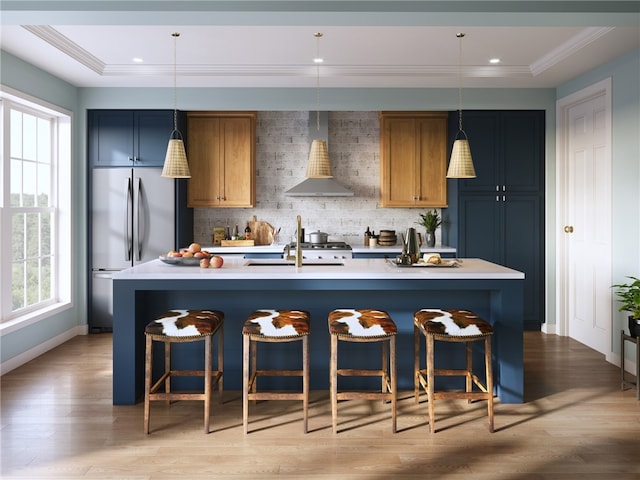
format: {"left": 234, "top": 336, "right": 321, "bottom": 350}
{"left": 193, "top": 111, "right": 443, "bottom": 247}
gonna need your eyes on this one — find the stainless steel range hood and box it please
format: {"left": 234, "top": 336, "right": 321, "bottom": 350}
{"left": 284, "top": 112, "right": 354, "bottom": 197}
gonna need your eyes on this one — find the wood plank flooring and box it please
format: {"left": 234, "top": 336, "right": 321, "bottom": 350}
{"left": 1, "top": 332, "right": 639, "bottom": 479}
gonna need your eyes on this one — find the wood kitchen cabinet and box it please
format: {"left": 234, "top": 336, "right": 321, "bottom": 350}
{"left": 454, "top": 110, "right": 545, "bottom": 330}
{"left": 88, "top": 110, "right": 174, "bottom": 167}
{"left": 379, "top": 111, "right": 448, "bottom": 207}
{"left": 186, "top": 111, "right": 256, "bottom": 208}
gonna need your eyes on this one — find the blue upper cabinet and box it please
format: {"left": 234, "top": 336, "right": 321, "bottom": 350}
{"left": 458, "top": 111, "right": 543, "bottom": 194}
{"left": 89, "top": 110, "right": 174, "bottom": 167}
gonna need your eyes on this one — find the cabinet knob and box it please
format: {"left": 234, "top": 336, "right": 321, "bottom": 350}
{"left": 564, "top": 225, "right": 574, "bottom": 233}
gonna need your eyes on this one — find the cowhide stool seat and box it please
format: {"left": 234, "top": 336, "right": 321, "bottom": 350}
{"left": 414, "top": 308, "right": 494, "bottom": 433}
{"left": 242, "top": 309, "right": 310, "bottom": 434}
{"left": 143, "top": 309, "right": 224, "bottom": 434}
{"left": 328, "top": 309, "right": 397, "bottom": 433}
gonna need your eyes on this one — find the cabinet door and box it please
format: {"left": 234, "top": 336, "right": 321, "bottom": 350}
{"left": 89, "top": 111, "right": 134, "bottom": 167}
{"left": 417, "top": 116, "right": 447, "bottom": 206}
{"left": 503, "top": 194, "right": 543, "bottom": 326}
{"left": 380, "top": 116, "right": 419, "bottom": 206}
{"left": 219, "top": 117, "right": 255, "bottom": 207}
{"left": 458, "top": 194, "right": 502, "bottom": 263}
{"left": 187, "top": 115, "right": 222, "bottom": 206}
{"left": 380, "top": 112, "right": 447, "bottom": 207}
{"left": 186, "top": 112, "right": 255, "bottom": 208}
{"left": 134, "top": 111, "right": 174, "bottom": 167}
{"left": 501, "top": 111, "right": 544, "bottom": 192}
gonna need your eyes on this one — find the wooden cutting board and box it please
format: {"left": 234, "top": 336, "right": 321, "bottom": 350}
{"left": 247, "top": 215, "right": 276, "bottom": 246}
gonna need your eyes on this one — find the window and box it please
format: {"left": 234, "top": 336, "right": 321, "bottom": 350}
{"left": 1, "top": 87, "right": 72, "bottom": 328}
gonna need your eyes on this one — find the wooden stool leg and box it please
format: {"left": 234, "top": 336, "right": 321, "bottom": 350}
{"left": 217, "top": 324, "right": 224, "bottom": 404}
{"left": 250, "top": 339, "right": 258, "bottom": 403}
{"left": 466, "top": 341, "right": 473, "bottom": 403}
{"left": 427, "top": 333, "right": 436, "bottom": 433}
{"left": 164, "top": 339, "right": 171, "bottom": 406}
{"left": 203, "top": 335, "right": 212, "bottom": 433}
{"left": 381, "top": 339, "right": 388, "bottom": 403}
{"left": 390, "top": 335, "right": 397, "bottom": 433}
{"left": 242, "top": 334, "right": 250, "bottom": 435}
{"left": 414, "top": 324, "right": 420, "bottom": 403}
{"left": 144, "top": 335, "right": 153, "bottom": 434}
{"left": 330, "top": 334, "right": 338, "bottom": 434}
{"left": 485, "top": 336, "right": 494, "bottom": 432}
{"left": 302, "top": 335, "right": 309, "bottom": 434}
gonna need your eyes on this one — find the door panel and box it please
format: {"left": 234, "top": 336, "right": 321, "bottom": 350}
{"left": 565, "top": 90, "right": 611, "bottom": 353}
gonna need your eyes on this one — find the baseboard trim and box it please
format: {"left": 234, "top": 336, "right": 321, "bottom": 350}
{"left": 0, "top": 325, "right": 87, "bottom": 375}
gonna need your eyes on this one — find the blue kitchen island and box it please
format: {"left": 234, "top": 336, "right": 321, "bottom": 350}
{"left": 112, "top": 257, "right": 524, "bottom": 405}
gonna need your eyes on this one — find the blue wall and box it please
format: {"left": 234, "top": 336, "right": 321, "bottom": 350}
{"left": 1, "top": 50, "right": 86, "bottom": 367}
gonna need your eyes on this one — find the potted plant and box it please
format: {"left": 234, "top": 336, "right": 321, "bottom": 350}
{"left": 612, "top": 276, "right": 640, "bottom": 338}
{"left": 417, "top": 209, "right": 441, "bottom": 248}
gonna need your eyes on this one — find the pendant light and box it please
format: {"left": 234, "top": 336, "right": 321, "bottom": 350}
{"left": 162, "top": 32, "right": 191, "bottom": 178}
{"left": 446, "top": 32, "right": 476, "bottom": 179}
{"left": 306, "top": 32, "right": 332, "bottom": 178}
{"left": 284, "top": 32, "right": 353, "bottom": 196}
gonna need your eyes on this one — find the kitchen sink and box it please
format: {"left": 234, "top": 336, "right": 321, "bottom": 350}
{"left": 244, "top": 259, "right": 344, "bottom": 267}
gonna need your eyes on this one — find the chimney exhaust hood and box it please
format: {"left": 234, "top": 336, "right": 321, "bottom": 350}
{"left": 284, "top": 112, "right": 354, "bottom": 197}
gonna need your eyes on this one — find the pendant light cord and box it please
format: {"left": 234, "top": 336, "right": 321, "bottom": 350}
{"left": 315, "top": 32, "right": 322, "bottom": 132}
{"left": 172, "top": 32, "right": 179, "bottom": 134}
{"left": 457, "top": 32, "right": 464, "bottom": 133}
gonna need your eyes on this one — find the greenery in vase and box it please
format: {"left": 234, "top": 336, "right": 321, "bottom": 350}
{"left": 612, "top": 276, "right": 640, "bottom": 318}
{"left": 417, "top": 209, "right": 442, "bottom": 233}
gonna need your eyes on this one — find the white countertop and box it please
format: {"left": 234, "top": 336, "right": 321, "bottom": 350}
{"left": 113, "top": 257, "right": 524, "bottom": 281}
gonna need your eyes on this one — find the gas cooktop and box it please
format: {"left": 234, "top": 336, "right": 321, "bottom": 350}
{"left": 288, "top": 242, "right": 352, "bottom": 250}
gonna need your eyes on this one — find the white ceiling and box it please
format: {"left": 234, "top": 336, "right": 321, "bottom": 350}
{"left": 1, "top": 1, "right": 639, "bottom": 89}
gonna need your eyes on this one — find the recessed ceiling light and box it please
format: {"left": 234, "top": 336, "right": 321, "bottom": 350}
{"left": 489, "top": 58, "right": 501, "bottom": 64}
{"left": 313, "top": 57, "right": 324, "bottom": 64}
{"left": 132, "top": 57, "right": 144, "bottom": 63}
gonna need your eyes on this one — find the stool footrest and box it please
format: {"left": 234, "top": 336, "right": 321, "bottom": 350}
{"left": 336, "top": 391, "right": 394, "bottom": 401}
{"left": 248, "top": 392, "right": 306, "bottom": 401}
{"left": 337, "top": 368, "right": 386, "bottom": 377}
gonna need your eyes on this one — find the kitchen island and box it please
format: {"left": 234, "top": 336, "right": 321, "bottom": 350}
{"left": 112, "top": 257, "right": 524, "bottom": 405}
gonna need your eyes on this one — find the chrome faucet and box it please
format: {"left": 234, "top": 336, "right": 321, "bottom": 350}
{"left": 285, "top": 215, "right": 303, "bottom": 267}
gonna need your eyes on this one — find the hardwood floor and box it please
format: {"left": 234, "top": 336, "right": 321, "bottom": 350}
{"left": 1, "top": 332, "right": 639, "bottom": 479}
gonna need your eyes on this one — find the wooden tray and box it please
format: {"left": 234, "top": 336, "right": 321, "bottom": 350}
{"left": 221, "top": 240, "right": 255, "bottom": 247}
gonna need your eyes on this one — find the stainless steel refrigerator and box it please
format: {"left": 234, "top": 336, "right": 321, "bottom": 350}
{"left": 90, "top": 168, "right": 175, "bottom": 331}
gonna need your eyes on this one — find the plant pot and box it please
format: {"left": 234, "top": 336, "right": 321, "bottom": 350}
{"left": 628, "top": 316, "right": 640, "bottom": 338}
{"left": 425, "top": 231, "right": 436, "bottom": 248}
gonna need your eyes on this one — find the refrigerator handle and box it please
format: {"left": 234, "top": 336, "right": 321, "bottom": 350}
{"left": 125, "top": 176, "right": 133, "bottom": 261}
{"left": 135, "top": 177, "right": 143, "bottom": 261}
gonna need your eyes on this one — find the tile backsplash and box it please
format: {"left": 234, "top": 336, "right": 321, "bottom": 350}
{"left": 193, "top": 111, "right": 443, "bottom": 247}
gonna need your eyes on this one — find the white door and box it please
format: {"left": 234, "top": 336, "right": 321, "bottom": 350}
{"left": 557, "top": 78, "right": 612, "bottom": 354}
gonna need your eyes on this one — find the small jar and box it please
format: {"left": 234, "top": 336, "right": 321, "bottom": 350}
{"left": 369, "top": 236, "right": 378, "bottom": 247}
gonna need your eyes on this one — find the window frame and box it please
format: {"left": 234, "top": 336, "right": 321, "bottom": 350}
{"left": 0, "top": 86, "right": 73, "bottom": 332}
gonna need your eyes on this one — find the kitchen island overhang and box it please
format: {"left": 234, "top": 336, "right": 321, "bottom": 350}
{"left": 112, "top": 258, "right": 524, "bottom": 405}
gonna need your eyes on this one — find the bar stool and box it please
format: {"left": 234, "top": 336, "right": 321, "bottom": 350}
{"left": 144, "top": 309, "right": 224, "bottom": 434}
{"left": 414, "top": 308, "right": 494, "bottom": 433}
{"left": 328, "top": 308, "right": 397, "bottom": 433}
{"left": 242, "top": 309, "right": 310, "bottom": 434}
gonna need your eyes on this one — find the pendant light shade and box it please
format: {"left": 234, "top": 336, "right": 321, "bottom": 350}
{"left": 447, "top": 134, "right": 476, "bottom": 178}
{"left": 162, "top": 32, "right": 191, "bottom": 178}
{"left": 306, "top": 139, "right": 332, "bottom": 178}
{"left": 447, "top": 32, "right": 476, "bottom": 179}
{"left": 163, "top": 136, "right": 190, "bottom": 178}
